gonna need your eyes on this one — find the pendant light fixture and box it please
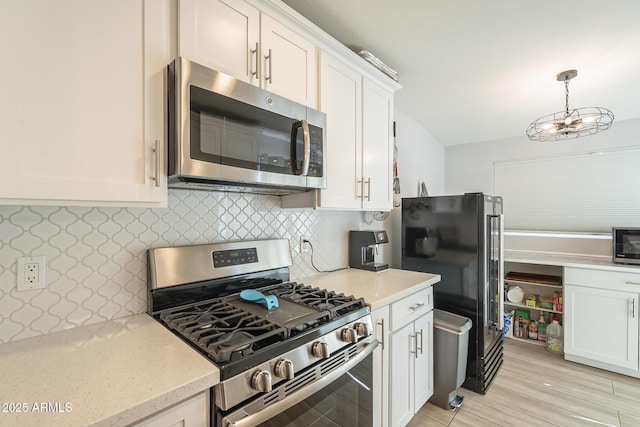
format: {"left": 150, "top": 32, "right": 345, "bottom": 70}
{"left": 526, "top": 70, "right": 614, "bottom": 142}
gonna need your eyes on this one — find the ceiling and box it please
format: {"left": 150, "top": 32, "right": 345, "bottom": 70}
{"left": 281, "top": 0, "right": 640, "bottom": 146}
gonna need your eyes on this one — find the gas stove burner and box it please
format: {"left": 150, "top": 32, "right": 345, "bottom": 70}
{"left": 159, "top": 299, "right": 288, "bottom": 364}
{"left": 267, "top": 282, "right": 366, "bottom": 319}
{"left": 315, "top": 302, "right": 335, "bottom": 310}
{"left": 214, "top": 330, "right": 255, "bottom": 361}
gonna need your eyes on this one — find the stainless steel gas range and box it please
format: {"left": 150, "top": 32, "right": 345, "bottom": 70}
{"left": 148, "top": 239, "right": 376, "bottom": 427}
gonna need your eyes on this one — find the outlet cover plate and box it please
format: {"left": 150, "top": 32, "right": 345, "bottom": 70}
{"left": 17, "top": 256, "right": 46, "bottom": 291}
{"left": 299, "top": 237, "right": 310, "bottom": 254}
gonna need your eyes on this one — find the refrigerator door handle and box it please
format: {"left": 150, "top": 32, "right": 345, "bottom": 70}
{"left": 487, "top": 214, "right": 504, "bottom": 333}
{"left": 498, "top": 213, "right": 504, "bottom": 331}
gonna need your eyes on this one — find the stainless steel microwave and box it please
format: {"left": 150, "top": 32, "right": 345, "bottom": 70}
{"left": 613, "top": 227, "right": 640, "bottom": 265}
{"left": 167, "top": 57, "right": 326, "bottom": 195}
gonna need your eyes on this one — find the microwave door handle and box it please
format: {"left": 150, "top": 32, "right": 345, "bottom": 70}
{"left": 290, "top": 119, "right": 311, "bottom": 175}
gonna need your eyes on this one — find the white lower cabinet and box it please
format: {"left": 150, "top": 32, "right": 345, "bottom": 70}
{"left": 389, "top": 288, "right": 434, "bottom": 427}
{"left": 565, "top": 284, "right": 639, "bottom": 370}
{"left": 564, "top": 267, "right": 640, "bottom": 376}
{"left": 372, "top": 305, "right": 389, "bottom": 427}
{"left": 133, "top": 391, "right": 209, "bottom": 427}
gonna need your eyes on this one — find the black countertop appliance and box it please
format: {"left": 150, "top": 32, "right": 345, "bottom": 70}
{"left": 349, "top": 230, "right": 389, "bottom": 272}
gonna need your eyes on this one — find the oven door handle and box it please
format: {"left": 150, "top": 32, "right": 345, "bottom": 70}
{"left": 225, "top": 337, "right": 378, "bottom": 427}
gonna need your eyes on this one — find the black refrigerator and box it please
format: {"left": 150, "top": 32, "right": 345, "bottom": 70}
{"left": 401, "top": 193, "right": 504, "bottom": 394}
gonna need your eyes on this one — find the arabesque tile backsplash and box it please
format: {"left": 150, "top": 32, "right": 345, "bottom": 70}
{"left": 0, "top": 189, "right": 366, "bottom": 344}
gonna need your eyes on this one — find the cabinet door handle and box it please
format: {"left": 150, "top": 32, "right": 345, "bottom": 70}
{"left": 264, "top": 48, "right": 273, "bottom": 84}
{"left": 357, "top": 178, "right": 364, "bottom": 200}
{"left": 377, "top": 318, "right": 385, "bottom": 350}
{"left": 152, "top": 139, "right": 160, "bottom": 187}
{"left": 410, "top": 333, "right": 417, "bottom": 357}
{"left": 365, "top": 178, "right": 371, "bottom": 201}
{"left": 409, "top": 303, "right": 425, "bottom": 311}
{"left": 632, "top": 299, "right": 636, "bottom": 318}
{"left": 417, "top": 329, "right": 423, "bottom": 355}
{"left": 625, "top": 280, "right": 640, "bottom": 285}
{"left": 250, "top": 42, "right": 259, "bottom": 79}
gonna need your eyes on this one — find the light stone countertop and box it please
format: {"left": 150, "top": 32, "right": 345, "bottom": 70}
{"left": 505, "top": 250, "right": 640, "bottom": 274}
{"left": 300, "top": 268, "right": 441, "bottom": 311}
{"left": 0, "top": 313, "right": 219, "bottom": 427}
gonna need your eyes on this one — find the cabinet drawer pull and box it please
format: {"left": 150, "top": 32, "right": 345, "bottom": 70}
{"left": 625, "top": 280, "right": 640, "bottom": 285}
{"left": 409, "top": 303, "right": 425, "bottom": 311}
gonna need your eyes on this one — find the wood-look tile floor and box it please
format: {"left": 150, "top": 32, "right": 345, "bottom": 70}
{"left": 408, "top": 339, "right": 640, "bottom": 427}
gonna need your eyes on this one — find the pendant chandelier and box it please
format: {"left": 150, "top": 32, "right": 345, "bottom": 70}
{"left": 526, "top": 70, "right": 614, "bottom": 142}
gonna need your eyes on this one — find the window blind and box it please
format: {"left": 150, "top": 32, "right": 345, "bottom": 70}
{"left": 493, "top": 146, "right": 640, "bottom": 232}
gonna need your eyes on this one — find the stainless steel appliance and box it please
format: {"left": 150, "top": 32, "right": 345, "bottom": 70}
{"left": 401, "top": 193, "right": 504, "bottom": 394}
{"left": 613, "top": 227, "right": 640, "bottom": 265}
{"left": 167, "top": 57, "right": 327, "bottom": 195}
{"left": 148, "top": 239, "right": 376, "bottom": 426}
{"left": 349, "top": 230, "right": 389, "bottom": 272}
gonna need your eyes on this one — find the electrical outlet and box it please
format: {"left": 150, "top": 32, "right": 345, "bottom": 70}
{"left": 17, "top": 256, "right": 46, "bottom": 291}
{"left": 299, "top": 237, "right": 310, "bottom": 254}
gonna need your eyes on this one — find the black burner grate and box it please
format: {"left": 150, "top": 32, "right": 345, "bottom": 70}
{"left": 160, "top": 299, "right": 287, "bottom": 363}
{"left": 266, "top": 282, "right": 367, "bottom": 320}
{"left": 157, "top": 282, "right": 368, "bottom": 376}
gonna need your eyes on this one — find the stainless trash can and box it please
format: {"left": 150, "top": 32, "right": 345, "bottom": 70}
{"left": 432, "top": 309, "right": 472, "bottom": 410}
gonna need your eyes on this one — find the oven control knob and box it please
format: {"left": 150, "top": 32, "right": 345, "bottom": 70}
{"left": 341, "top": 327, "right": 358, "bottom": 343}
{"left": 274, "top": 358, "right": 295, "bottom": 379}
{"left": 251, "top": 369, "right": 272, "bottom": 393}
{"left": 355, "top": 322, "right": 372, "bottom": 337}
{"left": 311, "top": 341, "right": 330, "bottom": 359}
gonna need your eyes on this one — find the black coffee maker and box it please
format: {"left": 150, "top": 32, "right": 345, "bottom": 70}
{"left": 349, "top": 230, "right": 389, "bottom": 271}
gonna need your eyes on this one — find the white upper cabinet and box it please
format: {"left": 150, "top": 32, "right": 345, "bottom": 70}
{"left": 0, "top": 0, "right": 168, "bottom": 206}
{"left": 315, "top": 52, "right": 362, "bottom": 209}
{"left": 362, "top": 77, "right": 394, "bottom": 210}
{"left": 282, "top": 51, "right": 394, "bottom": 211}
{"left": 179, "top": 0, "right": 317, "bottom": 107}
{"left": 178, "top": 0, "right": 260, "bottom": 84}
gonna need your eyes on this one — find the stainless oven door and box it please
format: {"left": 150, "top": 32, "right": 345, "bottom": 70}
{"left": 220, "top": 337, "right": 377, "bottom": 427}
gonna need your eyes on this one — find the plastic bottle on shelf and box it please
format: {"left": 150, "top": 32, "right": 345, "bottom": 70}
{"left": 546, "top": 317, "right": 563, "bottom": 355}
{"left": 528, "top": 319, "right": 538, "bottom": 340}
{"left": 537, "top": 315, "right": 547, "bottom": 343}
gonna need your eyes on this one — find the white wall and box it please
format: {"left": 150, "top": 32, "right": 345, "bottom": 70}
{"left": 390, "top": 109, "right": 446, "bottom": 267}
{"left": 445, "top": 117, "right": 640, "bottom": 232}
